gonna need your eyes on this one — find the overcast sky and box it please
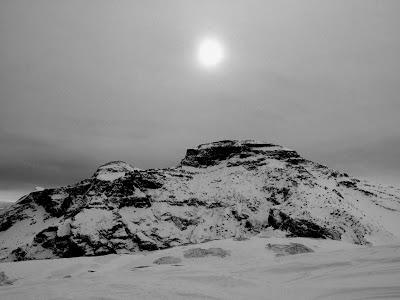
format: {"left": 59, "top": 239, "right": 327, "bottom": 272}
{"left": 1, "top": 0, "right": 400, "bottom": 201}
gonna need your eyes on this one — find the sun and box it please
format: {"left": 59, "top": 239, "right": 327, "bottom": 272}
{"left": 197, "top": 37, "right": 225, "bottom": 68}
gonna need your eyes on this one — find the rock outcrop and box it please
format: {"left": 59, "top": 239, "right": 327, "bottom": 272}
{"left": 1, "top": 140, "right": 400, "bottom": 261}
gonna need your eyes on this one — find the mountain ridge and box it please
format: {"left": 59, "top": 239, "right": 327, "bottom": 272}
{"left": 1, "top": 139, "right": 400, "bottom": 261}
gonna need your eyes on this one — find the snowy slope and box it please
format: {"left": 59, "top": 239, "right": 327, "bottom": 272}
{"left": 1, "top": 140, "right": 400, "bottom": 261}
{"left": 0, "top": 237, "right": 399, "bottom": 299}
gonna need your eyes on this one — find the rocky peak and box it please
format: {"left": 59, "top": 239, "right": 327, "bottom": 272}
{"left": 180, "top": 139, "right": 300, "bottom": 167}
{"left": 93, "top": 161, "right": 137, "bottom": 181}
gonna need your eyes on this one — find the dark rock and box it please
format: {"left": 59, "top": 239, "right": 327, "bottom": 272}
{"left": 286, "top": 157, "right": 308, "bottom": 165}
{"left": 183, "top": 198, "right": 207, "bottom": 206}
{"left": 10, "top": 247, "right": 27, "bottom": 261}
{"left": 266, "top": 243, "right": 314, "bottom": 256}
{"left": 129, "top": 172, "right": 163, "bottom": 190}
{"left": 163, "top": 214, "right": 199, "bottom": 230}
{"left": 268, "top": 209, "right": 341, "bottom": 240}
{"left": 333, "top": 189, "right": 344, "bottom": 199}
{"left": 0, "top": 218, "right": 15, "bottom": 232}
{"left": 133, "top": 265, "right": 151, "bottom": 269}
{"left": 153, "top": 256, "right": 182, "bottom": 264}
{"left": 0, "top": 201, "right": 35, "bottom": 232}
{"left": 183, "top": 247, "right": 230, "bottom": 258}
{"left": 181, "top": 145, "right": 246, "bottom": 167}
{"left": 132, "top": 234, "right": 160, "bottom": 251}
{"left": 231, "top": 209, "right": 249, "bottom": 221}
{"left": 181, "top": 140, "right": 301, "bottom": 167}
{"left": 32, "top": 226, "right": 86, "bottom": 258}
{"left": 262, "top": 186, "right": 292, "bottom": 204}
{"left": 266, "top": 150, "right": 300, "bottom": 160}
{"left": 242, "top": 142, "right": 276, "bottom": 148}
{"left": 338, "top": 180, "right": 357, "bottom": 188}
{"left": 356, "top": 188, "right": 377, "bottom": 197}
{"left": 32, "top": 184, "right": 91, "bottom": 218}
{"left": 0, "top": 271, "right": 16, "bottom": 286}
{"left": 117, "top": 195, "right": 152, "bottom": 209}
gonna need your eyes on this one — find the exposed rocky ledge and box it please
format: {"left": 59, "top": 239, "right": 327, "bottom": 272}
{"left": 180, "top": 140, "right": 300, "bottom": 167}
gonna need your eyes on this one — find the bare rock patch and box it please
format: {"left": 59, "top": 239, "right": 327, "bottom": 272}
{"left": 0, "top": 271, "right": 16, "bottom": 286}
{"left": 183, "top": 247, "right": 230, "bottom": 258}
{"left": 266, "top": 243, "right": 314, "bottom": 256}
{"left": 153, "top": 256, "right": 182, "bottom": 265}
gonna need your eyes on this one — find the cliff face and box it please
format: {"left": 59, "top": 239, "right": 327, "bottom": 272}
{"left": 1, "top": 140, "right": 400, "bottom": 261}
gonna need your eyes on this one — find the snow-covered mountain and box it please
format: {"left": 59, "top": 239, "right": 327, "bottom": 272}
{"left": 1, "top": 139, "right": 400, "bottom": 261}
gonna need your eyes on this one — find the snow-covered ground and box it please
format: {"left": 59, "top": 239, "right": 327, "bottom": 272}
{"left": 1, "top": 236, "right": 399, "bottom": 300}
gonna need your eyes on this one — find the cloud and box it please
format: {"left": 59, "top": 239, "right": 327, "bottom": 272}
{"left": 0, "top": 0, "right": 399, "bottom": 194}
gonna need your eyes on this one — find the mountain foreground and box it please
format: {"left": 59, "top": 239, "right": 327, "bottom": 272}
{"left": 0, "top": 237, "right": 399, "bottom": 299}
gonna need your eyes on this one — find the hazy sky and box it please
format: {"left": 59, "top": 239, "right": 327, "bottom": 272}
{"left": 1, "top": 0, "right": 400, "bottom": 201}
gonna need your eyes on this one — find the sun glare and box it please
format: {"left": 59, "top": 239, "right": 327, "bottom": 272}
{"left": 197, "top": 37, "right": 224, "bottom": 68}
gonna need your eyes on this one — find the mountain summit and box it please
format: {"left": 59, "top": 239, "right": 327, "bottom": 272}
{"left": 1, "top": 140, "right": 400, "bottom": 261}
